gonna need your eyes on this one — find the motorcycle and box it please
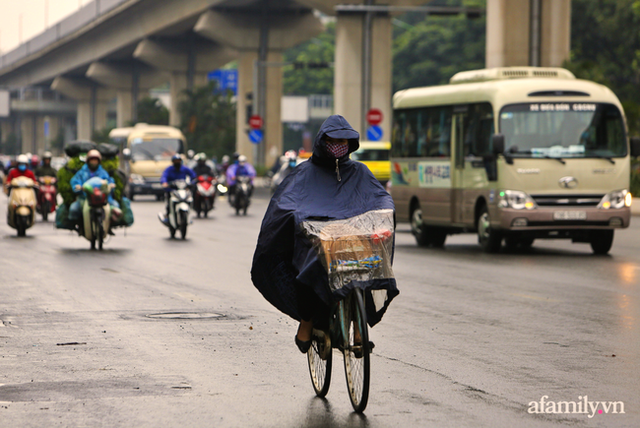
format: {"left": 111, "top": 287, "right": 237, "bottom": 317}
{"left": 7, "top": 176, "right": 37, "bottom": 237}
{"left": 158, "top": 179, "right": 192, "bottom": 239}
{"left": 80, "top": 177, "right": 112, "bottom": 250}
{"left": 270, "top": 163, "right": 296, "bottom": 194}
{"left": 37, "top": 176, "right": 57, "bottom": 222}
{"left": 233, "top": 175, "right": 252, "bottom": 216}
{"left": 194, "top": 174, "right": 216, "bottom": 218}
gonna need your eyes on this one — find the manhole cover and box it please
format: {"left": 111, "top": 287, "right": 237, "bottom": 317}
{"left": 146, "top": 312, "right": 225, "bottom": 320}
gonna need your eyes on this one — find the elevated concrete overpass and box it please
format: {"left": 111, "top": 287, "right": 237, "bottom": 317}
{"left": 0, "top": 0, "right": 570, "bottom": 166}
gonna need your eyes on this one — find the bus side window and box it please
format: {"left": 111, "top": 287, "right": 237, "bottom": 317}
{"left": 430, "top": 107, "right": 452, "bottom": 157}
{"left": 391, "top": 111, "right": 406, "bottom": 157}
{"left": 404, "top": 110, "right": 419, "bottom": 157}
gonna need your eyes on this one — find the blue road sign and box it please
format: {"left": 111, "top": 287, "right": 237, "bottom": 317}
{"left": 366, "top": 125, "right": 383, "bottom": 141}
{"left": 249, "top": 129, "right": 263, "bottom": 144}
{"left": 208, "top": 69, "right": 238, "bottom": 95}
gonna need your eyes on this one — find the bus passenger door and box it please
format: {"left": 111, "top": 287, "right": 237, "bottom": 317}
{"left": 451, "top": 108, "right": 468, "bottom": 225}
{"left": 452, "top": 104, "right": 494, "bottom": 227}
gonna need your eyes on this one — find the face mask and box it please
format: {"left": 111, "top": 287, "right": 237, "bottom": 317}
{"left": 173, "top": 162, "right": 181, "bottom": 169}
{"left": 326, "top": 141, "right": 349, "bottom": 159}
{"left": 18, "top": 164, "right": 26, "bottom": 172}
{"left": 88, "top": 161, "right": 99, "bottom": 171}
{"left": 289, "top": 161, "right": 296, "bottom": 168}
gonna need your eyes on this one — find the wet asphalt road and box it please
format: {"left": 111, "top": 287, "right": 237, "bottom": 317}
{"left": 0, "top": 189, "right": 639, "bottom": 428}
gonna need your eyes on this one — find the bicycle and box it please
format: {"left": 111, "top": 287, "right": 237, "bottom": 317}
{"left": 301, "top": 209, "right": 395, "bottom": 413}
{"left": 307, "top": 287, "right": 371, "bottom": 413}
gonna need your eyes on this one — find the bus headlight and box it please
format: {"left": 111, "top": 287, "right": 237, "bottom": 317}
{"left": 598, "top": 189, "right": 629, "bottom": 209}
{"left": 498, "top": 190, "right": 537, "bottom": 210}
{"left": 129, "top": 174, "right": 145, "bottom": 185}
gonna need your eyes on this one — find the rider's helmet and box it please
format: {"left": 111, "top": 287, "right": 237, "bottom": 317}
{"left": 16, "top": 154, "right": 29, "bottom": 171}
{"left": 43, "top": 151, "right": 52, "bottom": 160}
{"left": 86, "top": 150, "right": 102, "bottom": 171}
{"left": 196, "top": 152, "right": 207, "bottom": 165}
{"left": 238, "top": 155, "right": 247, "bottom": 165}
{"left": 233, "top": 152, "right": 240, "bottom": 162}
{"left": 86, "top": 149, "right": 102, "bottom": 162}
{"left": 221, "top": 155, "right": 230, "bottom": 165}
{"left": 30, "top": 155, "right": 40, "bottom": 169}
{"left": 172, "top": 153, "right": 182, "bottom": 168}
{"left": 284, "top": 150, "right": 297, "bottom": 167}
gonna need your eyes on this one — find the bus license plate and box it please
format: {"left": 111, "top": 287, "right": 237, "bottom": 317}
{"left": 151, "top": 183, "right": 163, "bottom": 189}
{"left": 553, "top": 211, "right": 587, "bottom": 221}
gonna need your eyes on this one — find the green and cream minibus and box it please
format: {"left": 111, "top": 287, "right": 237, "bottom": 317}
{"left": 391, "top": 67, "right": 640, "bottom": 254}
{"left": 110, "top": 124, "right": 187, "bottom": 200}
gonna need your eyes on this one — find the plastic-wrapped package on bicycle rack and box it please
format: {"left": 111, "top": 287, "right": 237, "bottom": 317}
{"left": 300, "top": 209, "right": 395, "bottom": 314}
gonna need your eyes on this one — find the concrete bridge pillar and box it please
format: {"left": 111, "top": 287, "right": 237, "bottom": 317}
{"left": 133, "top": 38, "right": 235, "bottom": 127}
{"left": 297, "top": 0, "right": 424, "bottom": 144}
{"left": 333, "top": 12, "right": 392, "bottom": 140}
{"left": 195, "top": 9, "right": 322, "bottom": 167}
{"left": 486, "top": 0, "right": 571, "bottom": 67}
{"left": 51, "top": 76, "right": 114, "bottom": 140}
{"left": 86, "top": 61, "right": 168, "bottom": 127}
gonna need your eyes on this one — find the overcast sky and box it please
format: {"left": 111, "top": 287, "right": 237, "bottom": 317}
{"left": 0, "top": 0, "right": 84, "bottom": 54}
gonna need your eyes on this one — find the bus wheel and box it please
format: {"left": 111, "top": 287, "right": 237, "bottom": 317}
{"left": 411, "top": 205, "right": 446, "bottom": 247}
{"left": 590, "top": 230, "right": 614, "bottom": 255}
{"left": 477, "top": 206, "right": 502, "bottom": 253}
{"left": 411, "top": 206, "right": 429, "bottom": 247}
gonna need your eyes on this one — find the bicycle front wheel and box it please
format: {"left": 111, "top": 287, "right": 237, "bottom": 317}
{"left": 308, "top": 329, "right": 332, "bottom": 397}
{"left": 343, "top": 288, "right": 370, "bottom": 413}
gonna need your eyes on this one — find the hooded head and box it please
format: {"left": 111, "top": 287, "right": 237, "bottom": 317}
{"left": 312, "top": 115, "right": 359, "bottom": 165}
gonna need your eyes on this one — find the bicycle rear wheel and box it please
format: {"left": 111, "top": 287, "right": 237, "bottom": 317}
{"left": 308, "top": 329, "right": 332, "bottom": 397}
{"left": 343, "top": 288, "right": 370, "bottom": 413}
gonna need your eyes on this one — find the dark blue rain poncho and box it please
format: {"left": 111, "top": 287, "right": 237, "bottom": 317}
{"left": 251, "top": 115, "right": 399, "bottom": 327}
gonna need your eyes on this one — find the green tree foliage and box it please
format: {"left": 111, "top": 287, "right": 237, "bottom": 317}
{"left": 178, "top": 82, "right": 236, "bottom": 160}
{"left": 281, "top": 2, "right": 486, "bottom": 96}
{"left": 91, "top": 127, "right": 114, "bottom": 144}
{"left": 393, "top": 13, "right": 486, "bottom": 92}
{"left": 135, "top": 97, "right": 169, "bottom": 126}
{"left": 283, "top": 22, "right": 335, "bottom": 95}
{"left": 564, "top": 0, "right": 640, "bottom": 136}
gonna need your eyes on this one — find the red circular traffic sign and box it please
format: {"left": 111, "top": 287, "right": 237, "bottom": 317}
{"left": 249, "top": 115, "right": 263, "bottom": 130}
{"left": 366, "top": 108, "right": 383, "bottom": 125}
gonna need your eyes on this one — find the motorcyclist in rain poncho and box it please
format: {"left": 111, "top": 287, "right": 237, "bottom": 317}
{"left": 251, "top": 115, "right": 399, "bottom": 353}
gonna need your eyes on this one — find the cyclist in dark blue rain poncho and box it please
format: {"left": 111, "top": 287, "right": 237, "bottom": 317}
{"left": 251, "top": 115, "right": 399, "bottom": 353}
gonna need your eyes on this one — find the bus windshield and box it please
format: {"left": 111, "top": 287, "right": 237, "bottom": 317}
{"left": 499, "top": 103, "right": 627, "bottom": 158}
{"left": 131, "top": 138, "right": 183, "bottom": 161}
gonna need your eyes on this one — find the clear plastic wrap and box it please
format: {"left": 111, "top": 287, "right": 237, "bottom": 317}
{"left": 301, "top": 209, "right": 395, "bottom": 293}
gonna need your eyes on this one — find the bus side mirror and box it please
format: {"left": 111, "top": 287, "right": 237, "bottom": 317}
{"left": 630, "top": 137, "right": 640, "bottom": 157}
{"left": 492, "top": 134, "right": 505, "bottom": 155}
{"left": 122, "top": 148, "right": 131, "bottom": 161}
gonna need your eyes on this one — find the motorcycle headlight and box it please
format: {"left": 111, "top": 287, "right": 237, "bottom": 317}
{"left": 129, "top": 174, "right": 145, "bottom": 185}
{"left": 598, "top": 189, "right": 630, "bottom": 209}
{"left": 498, "top": 190, "right": 537, "bottom": 210}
